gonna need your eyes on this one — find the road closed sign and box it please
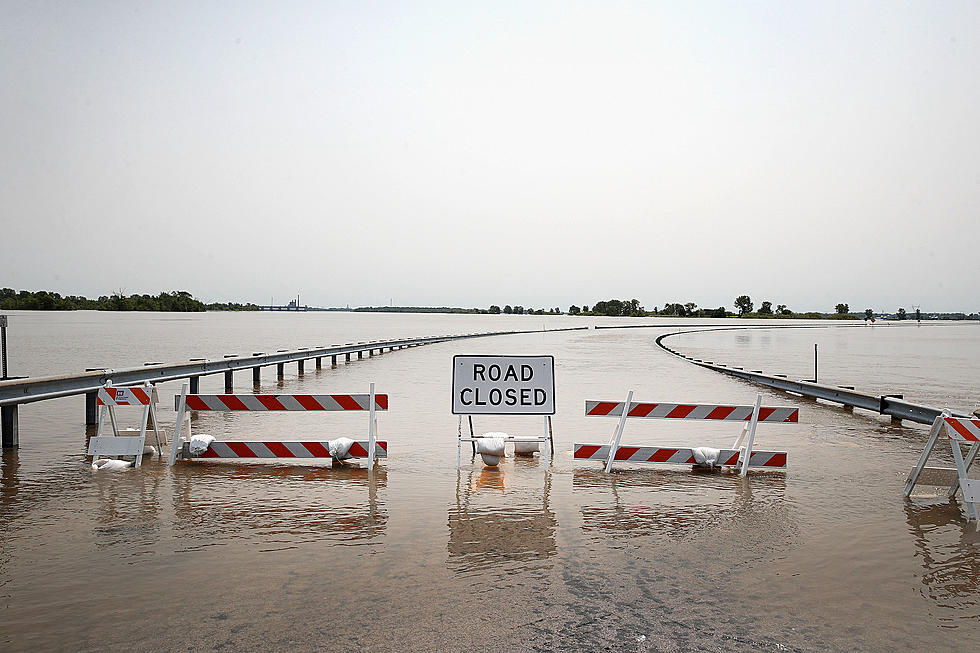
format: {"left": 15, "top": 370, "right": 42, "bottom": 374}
{"left": 452, "top": 355, "right": 555, "bottom": 415}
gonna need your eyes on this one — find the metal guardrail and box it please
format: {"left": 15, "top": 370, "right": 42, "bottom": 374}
{"left": 0, "top": 326, "right": 587, "bottom": 407}
{"left": 653, "top": 329, "right": 972, "bottom": 425}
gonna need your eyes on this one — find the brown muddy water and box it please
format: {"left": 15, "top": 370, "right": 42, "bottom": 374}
{"left": 1, "top": 312, "right": 978, "bottom": 651}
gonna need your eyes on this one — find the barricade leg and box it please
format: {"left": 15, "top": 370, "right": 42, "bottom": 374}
{"left": 738, "top": 395, "right": 763, "bottom": 476}
{"left": 949, "top": 443, "right": 979, "bottom": 498}
{"left": 368, "top": 383, "right": 376, "bottom": 468}
{"left": 168, "top": 385, "right": 189, "bottom": 466}
{"left": 904, "top": 415, "right": 946, "bottom": 496}
{"left": 605, "top": 390, "right": 633, "bottom": 473}
{"left": 950, "top": 437, "right": 979, "bottom": 521}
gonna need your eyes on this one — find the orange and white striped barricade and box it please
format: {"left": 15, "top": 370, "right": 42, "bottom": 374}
{"left": 904, "top": 414, "right": 980, "bottom": 520}
{"left": 87, "top": 383, "right": 165, "bottom": 468}
{"left": 167, "top": 383, "right": 387, "bottom": 467}
{"left": 573, "top": 392, "right": 797, "bottom": 474}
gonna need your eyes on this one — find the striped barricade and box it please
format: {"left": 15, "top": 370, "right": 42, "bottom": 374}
{"left": 168, "top": 384, "right": 388, "bottom": 467}
{"left": 574, "top": 392, "right": 796, "bottom": 474}
{"left": 89, "top": 382, "right": 165, "bottom": 468}
{"left": 905, "top": 415, "right": 980, "bottom": 521}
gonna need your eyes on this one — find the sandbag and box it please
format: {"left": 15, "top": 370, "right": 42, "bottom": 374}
{"left": 188, "top": 434, "right": 215, "bottom": 456}
{"left": 513, "top": 438, "right": 540, "bottom": 456}
{"left": 92, "top": 458, "right": 133, "bottom": 470}
{"left": 328, "top": 437, "right": 355, "bottom": 460}
{"left": 691, "top": 446, "right": 721, "bottom": 468}
{"left": 477, "top": 434, "right": 506, "bottom": 466}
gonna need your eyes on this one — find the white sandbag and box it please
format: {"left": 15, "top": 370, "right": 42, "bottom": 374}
{"left": 188, "top": 434, "right": 215, "bottom": 456}
{"left": 691, "top": 446, "right": 721, "bottom": 468}
{"left": 92, "top": 458, "right": 133, "bottom": 470}
{"left": 142, "top": 445, "right": 157, "bottom": 456}
{"left": 477, "top": 434, "right": 506, "bottom": 466}
{"left": 328, "top": 437, "right": 355, "bottom": 460}
{"left": 513, "top": 438, "right": 540, "bottom": 455}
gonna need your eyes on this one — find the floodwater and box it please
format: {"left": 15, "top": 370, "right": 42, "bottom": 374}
{"left": 1, "top": 311, "right": 978, "bottom": 651}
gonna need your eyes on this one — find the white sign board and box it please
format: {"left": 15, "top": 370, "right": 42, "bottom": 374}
{"left": 452, "top": 355, "right": 555, "bottom": 415}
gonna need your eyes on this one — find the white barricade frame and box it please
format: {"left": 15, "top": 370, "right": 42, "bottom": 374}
{"left": 456, "top": 414, "right": 554, "bottom": 469}
{"left": 88, "top": 382, "right": 165, "bottom": 468}
{"left": 573, "top": 392, "right": 796, "bottom": 474}
{"left": 904, "top": 413, "right": 980, "bottom": 521}
{"left": 167, "top": 383, "right": 388, "bottom": 467}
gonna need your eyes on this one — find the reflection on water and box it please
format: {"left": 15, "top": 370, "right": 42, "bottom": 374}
{"left": 171, "top": 465, "right": 387, "bottom": 549}
{"left": 573, "top": 468, "right": 788, "bottom": 543}
{"left": 905, "top": 499, "right": 980, "bottom": 619}
{"left": 4, "top": 314, "right": 980, "bottom": 649}
{"left": 447, "top": 468, "right": 556, "bottom": 575}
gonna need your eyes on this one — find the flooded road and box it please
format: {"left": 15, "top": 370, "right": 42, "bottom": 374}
{"left": 1, "top": 313, "right": 978, "bottom": 651}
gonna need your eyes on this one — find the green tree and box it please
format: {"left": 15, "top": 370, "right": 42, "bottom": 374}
{"left": 897, "top": 307, "right": 907, "bottom": 320}
{"left": 758, "top": 301, "right": 773, "bottom": 315}
{"left": 503, "top": 305, "right": 512, "bottom": 314}
{"left": 568, "top": 305, "right": 581, "bottom": 315}
{"left": 513, "top": 305, "right": 524, "bottom": 315}
{"left": 864, "top": 308, "right": 873, "bottom": 320}
{"left": 488, "top": 305, "right": 501, "bottom": 314}
{"left": 592, "top": 299, "right": 625, "bottom": 317}
{"left": 734, "top": 295, "right": 753, "bottom": 316}
{"left": 836, "top": 303, "right": 849, "bottom": 314}
{"left": 776, "top": 304, "right": 788, "bottom": 314}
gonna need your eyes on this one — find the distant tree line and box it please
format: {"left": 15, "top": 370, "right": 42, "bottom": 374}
{"left": 0, "top": 288, "right": 259, "bottom": 312}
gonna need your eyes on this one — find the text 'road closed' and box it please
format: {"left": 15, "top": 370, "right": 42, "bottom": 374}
{"left": 452, "top": 355, "right": 555, "bottom": 415}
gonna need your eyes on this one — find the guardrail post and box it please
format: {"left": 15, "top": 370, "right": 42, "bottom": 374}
{"left": 223, "top": 355, "right": 236, "bottom": 391}
{"left": 84, "top": 367, "right": 104, "bottom": 425}
{"left": 345, "top": 353, "right": 351, "bottom": 363}
{"left": 190, "top": 377, "right": 200, "bottom": 394}
{"left": 252, "top": 367, "right": 260, "bottom": 385}
{"left": 84, "top": 391, "right": 98, "bottom": 425}
{"left": 277, "top": 363, "right": 284, "bottom": 379}
{"left": 316, "top": 357, "right": 322, "bottom": 369}
{"left": 1, "top": 404, "right": 18, "bottom": 448}
{"left": 298, "top": 359, "right": 305, "bottom": 374}
{"left": 358, "top": 351, "right": 363, "bottom": 359}
{"left": 331, "top": 355, "right": 337, "bottom": 366}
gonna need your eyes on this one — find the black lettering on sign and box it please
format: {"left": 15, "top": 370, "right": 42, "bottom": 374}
{"left": 504, "top": 365, "right": 518, "bottom": 381}
{"left": 489, "top": 365, "right": 501, "bottom": 381}
{"left": 505, "top": 388, "right": 517, "bottom": 406}
{"left": 521, "top": 364, "right": 533, "bottom": 381}
{"left": 460, "top": 388, "right": 473, "bottom": 405}
{"left": 473, "top": 364, "right": 486, "bottom": 381}
{"left": 534, "top": 388, "right": 547, "bottom": 405}
{"left": 489, "top": 388, "right": 501, "bottom": 405}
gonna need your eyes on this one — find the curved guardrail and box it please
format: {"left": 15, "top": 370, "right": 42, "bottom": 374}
{"left": 653, "top": 327, "right": 972, "bottom": 425}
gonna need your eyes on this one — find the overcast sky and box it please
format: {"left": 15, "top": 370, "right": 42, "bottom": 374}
{"left": 1, "top": 1, "right": 977, "bottom": 312}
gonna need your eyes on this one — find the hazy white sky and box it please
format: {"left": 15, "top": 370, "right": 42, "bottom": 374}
{"left": 1, "top": 1, "right": 977, "bottom": 312}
